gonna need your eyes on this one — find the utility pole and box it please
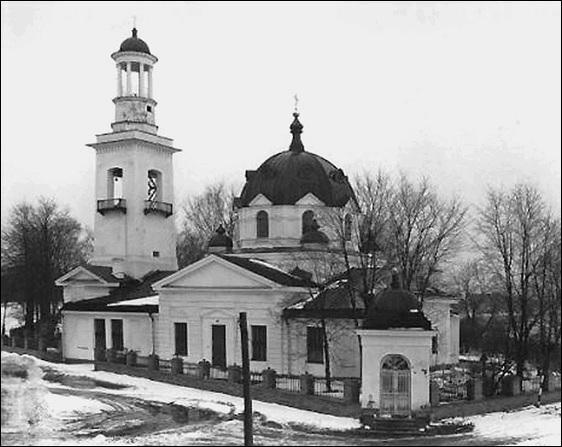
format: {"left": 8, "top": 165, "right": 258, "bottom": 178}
{"left": 239, "top": 312, "right": 253, "bottom": 446}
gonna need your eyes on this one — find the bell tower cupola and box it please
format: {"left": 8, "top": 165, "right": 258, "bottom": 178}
{"left": 111, "top": 28, "right": 159, "bottom": 134}
{"left": 87, "top": 28, "right": 180, "bottom": 279}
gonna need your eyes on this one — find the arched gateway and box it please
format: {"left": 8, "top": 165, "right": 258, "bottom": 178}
{"left": 380, "top": 355, "right": 411, "bottom": 416}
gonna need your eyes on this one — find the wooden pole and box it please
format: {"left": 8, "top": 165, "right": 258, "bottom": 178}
{"left": 239, "top": 312, "right": 253, "bottom": 446}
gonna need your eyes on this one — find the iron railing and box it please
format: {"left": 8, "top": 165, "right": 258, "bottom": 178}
{"left": 97, "top": 198, "right": 127, "bottom": 215}
{"left": 143, "top": 200, "right": 173, "bottom": 217}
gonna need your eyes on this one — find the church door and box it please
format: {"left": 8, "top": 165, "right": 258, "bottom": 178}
{"left": 380, "top": 355, "right": 411, "bottom": 416}
{"left": 94, "top": 319, "right": 106, "bottom": 360}
{"left": 212, "top": 324, "right": 226, "bottom": 368}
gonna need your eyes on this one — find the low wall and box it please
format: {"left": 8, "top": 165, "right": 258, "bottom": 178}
{"left": 430, "top": 389, "right": 562, "bottom": 420}
{"left": 95, "top": 362, "right": 362, "bottom": 418}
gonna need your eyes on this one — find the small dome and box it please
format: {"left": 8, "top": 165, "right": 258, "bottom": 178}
{"left": 363, "top": 272, "right": 431, "bottom": 330}
{"left": 300, "top": 219, "right": 329, "bottom": 244}
{"left": 238, "top": 113, "right": 357, "bottom": 207}
{"left": 208, "top": 225, "right": 233, "bottom": 252}
{"left": 119, "top": 28, "right": 151, "bottom": 54}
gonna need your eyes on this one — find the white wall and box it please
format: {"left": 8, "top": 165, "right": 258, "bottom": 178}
{"left": 156, "top": 288, "right": 299, "bottom": 372}
{"left": 62, "top": 311, "right": 154, "bottom": 361}
{"left": 357, "top": 329, "right": 433, "bottom": 412}
{"left": 423, "top": 298, "right": 454, "bottom": 365}
{"left": 287, "top": 318, "right": 360, "bottom": 377}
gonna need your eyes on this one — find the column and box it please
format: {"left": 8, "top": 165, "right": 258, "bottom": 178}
{"left": 147, "top": 66, "right": 153, "bottom": 99}
{"left": 126, "top": 62, "right": 132, "bottom": 96}
{"left": 139, "top": 63, "right": 145, "bottom": 97}
{"left": 116, "top": 63, "right": 123, "bottom": 97}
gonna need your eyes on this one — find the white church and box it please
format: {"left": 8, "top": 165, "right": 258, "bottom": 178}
{"left": 56, "top": 28, "right": 459, "bottom": 416}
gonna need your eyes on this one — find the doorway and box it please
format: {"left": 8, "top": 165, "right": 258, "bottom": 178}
{"left": 212, "top": 324, "right": 226, "bottom": 368}
{"left": 380, "top": 355, "right": 411, "bottom": 416}
{"left": 94, "top": 319, "right": 106, "bottom": 360}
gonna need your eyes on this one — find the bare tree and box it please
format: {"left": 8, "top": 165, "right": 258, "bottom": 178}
{"left": 386, "top": 174, "right": 468, "bottom": 299}
{"left": 1, "top": 197, "right": 92, "bottom": 330}
{"left": 177, "top": 182, "right": 237, "bottom": 267}
{"left": 476, "top": 183, "right": 553, "bottom": 380}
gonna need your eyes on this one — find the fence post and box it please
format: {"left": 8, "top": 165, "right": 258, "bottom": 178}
{"left": 126, "top": 350, "right": 137, "bottom": 367}
{"left": 467, "top": 377, "right": 483, "bottom": 401}
{"left": 105, "top": 348, "right": 116, "bottom": 363}
{"left": 501, "top": 375, "right": 521, "bottom": 396}
{"left": 228, "top": 364, "right": 242, "bottom": 383}
{"left": 262, "top": 367, "right": 277, "bottom": 389}
{"left": 344, "top": 378, "right": 361, "bottom": 403}
{"left": 171, "top": 356, "right": 184, "bottom": 375}
{"left": 23, "top": 334, "right": 29, "bottom": 350}
{"left": 430, "top": 380, "right": 440, "bottom": 406}
{"left": 148, "top": 354, "right": 160, "bottom": 371}
{"left": 300, "top": 373, "right": 314, "bottom": 395}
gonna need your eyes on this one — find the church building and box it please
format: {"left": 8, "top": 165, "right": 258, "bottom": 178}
{"left": 56, "top": 29, "right": 459, "bottom": 415}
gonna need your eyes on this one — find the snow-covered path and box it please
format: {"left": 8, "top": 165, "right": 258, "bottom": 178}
{"left": 1, "top": 352, "right": 560, "bottom": 446}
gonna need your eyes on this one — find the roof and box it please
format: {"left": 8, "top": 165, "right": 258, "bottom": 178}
{"left": 62, "top": 270, "right": 174, "bottom": 314}
{"left": 237, "top": 113, "right": 357, "bottom": 208}
{"left": 362, "top": 274, "right": 432, "bottom": 330}
{"left": 119, "top": 28, "right": 151, "bottom": 54}
{"left": 81, "top": 264, "right": 121, "bottom": 283}
{"left": 219, "top": 255, "right": 316, "bottom": 288}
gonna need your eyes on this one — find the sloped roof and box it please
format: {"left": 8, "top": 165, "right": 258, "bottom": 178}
{"left": 220, "top": 255, "right": 316, "bottom": 288}
{"left": 62, "top": 270, "right": 174, "bottom": 314}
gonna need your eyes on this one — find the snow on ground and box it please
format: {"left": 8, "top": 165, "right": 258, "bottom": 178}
{"left": 1, "top": 351, "right": 360, "bottom": 431}
{"left": 43, "top": 393, "right": 112, "bottom": 419}
{"left": 468, "top": 402, "right": 561, "bottom": 446}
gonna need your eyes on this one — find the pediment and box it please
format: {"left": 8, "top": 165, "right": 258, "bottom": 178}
{"left": 295, "top": 193, "right": 325, "bottom": 206}
{"left": 249, "top": 194, "right": 273, "bottom": 207}
{"left": 55, "top": 266, "right": 117, "bottom": 286}
{"left": 153, "top": 255, "right": 277, "bottom": 289}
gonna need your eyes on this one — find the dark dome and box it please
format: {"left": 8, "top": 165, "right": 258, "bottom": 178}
{"left": 238, "top": 113, "right": 357, "bottom": 207}
{"left": 208, "top": 225, "right": 233, "bottom": 249}
{"left": 301, "top": 229, "right": 329, "bottom": 244}
{"left": 363, "top": 272, "right": 431, "bottom": 330}
{"left": 119, "top": 28, "right": 151, "bottom": 54}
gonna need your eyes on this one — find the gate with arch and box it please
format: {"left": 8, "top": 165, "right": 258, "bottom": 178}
{"left": 380, "top": 355, "right": 411, "bottom": 416}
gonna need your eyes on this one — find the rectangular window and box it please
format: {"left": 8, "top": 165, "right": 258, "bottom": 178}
{"left": 307, "top": 326, "right": 324, "bottom": 364}
{"left": 111, "top": 319, "right": 123, "bottom": 351}
{"left": 251, "top": 325, "right": 267, "bottom": 361}
{"left": 174, "top": 322, "right": 188, "bottom": 356}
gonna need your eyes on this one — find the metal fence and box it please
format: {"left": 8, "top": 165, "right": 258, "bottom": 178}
{"left": 209, "top": 366, "right": 228, "bottom": 380}
{"left": 313, "top": 378, "right": 345, "bottom": 399}
{"left": 276, "top": 374, "right": 301, "bottom": 393}
{"left": 250, "top": 371, "right": 264, "bottom": 384}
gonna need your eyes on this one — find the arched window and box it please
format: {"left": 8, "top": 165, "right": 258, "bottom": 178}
{"left": 344, "top": 214, "right": 352, "bottom": 241}
{"left": 302, "top": 210, "right": 314, "bottom": 235}
{"left": 107, "top": 167, "right": 123, "bottom": 198}
{"left": 147, "top": 169, "right": 162, "bottom": 202}
{"left": 256, "top": 210, "right": 269, "bottom": 238}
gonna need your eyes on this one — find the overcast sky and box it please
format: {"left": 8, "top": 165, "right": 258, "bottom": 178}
{"left": 1, "top": 1, "right": 561, "bottom": 230}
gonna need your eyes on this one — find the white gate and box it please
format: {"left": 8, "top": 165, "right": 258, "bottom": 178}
{"left": 380, "top": 355, "right": 411, "bottom": 416}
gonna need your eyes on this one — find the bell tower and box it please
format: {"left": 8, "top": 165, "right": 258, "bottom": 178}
{"left": 88, "top": 28, "right": 179, "bottom": 279}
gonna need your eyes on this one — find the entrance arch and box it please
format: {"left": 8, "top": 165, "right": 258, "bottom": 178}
{"left": 380, "top": 354, "right": 411, "bottom": 416}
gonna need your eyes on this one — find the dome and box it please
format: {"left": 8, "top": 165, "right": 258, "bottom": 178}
{"left": 300, "top": 219, "right": 329, "bottom": 244}
{"left": 363, "top": 272, "right": 432, "bottom": 330}
{"left": 208, "top": 225, "right": 233, "bottom": 252}
{"left": 238, "top": 113, "right": 357, "bottom": 207}
{"left": 119, "top": 28, "right": 151, "bottom": 54}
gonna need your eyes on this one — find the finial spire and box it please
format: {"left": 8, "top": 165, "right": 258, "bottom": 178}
{"left": 132, "top": 16, "right": 137, "bottom": 37}
{"left": 289, "top": 106, "right": 304, "bottom": 153}
{"left": 294, "top": 93, "right": 299, "bottom": 113}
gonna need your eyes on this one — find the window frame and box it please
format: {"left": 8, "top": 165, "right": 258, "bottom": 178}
{"left": 256, "top": 210, "right": 269, "bottom": 238}
{"left": 110, "top": 319, "right": 124, "bottom": 351}
{"left": 174, "top": 322, "right": 188, "bottom": 357}
{"left": 306, "top": 326, "right": 324, "bottom": 364}
{"left": 251, "top": 325, "right": 267, "bottom": 361}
